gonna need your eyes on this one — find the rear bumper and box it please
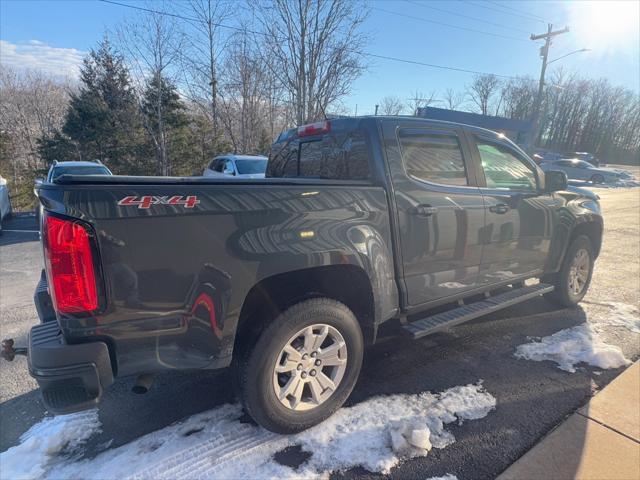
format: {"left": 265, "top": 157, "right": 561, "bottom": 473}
{"left": 28, "top": 321, "right": 114, "bottom": 414}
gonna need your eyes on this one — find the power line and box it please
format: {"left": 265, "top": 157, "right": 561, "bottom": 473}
{"left": 98, "top": 0, "right": 270, "bottom": 38}
{"left": 404, "top": 0, "right": 530, "bottom": 35}
{"left": 486, "top": 0, "right": 549, "bottom": 23}
{"left": 364, "top": 53, "right": 519, "bottom": 79}
{"left": 99, "top": 0, "right": 522, "bottom": 80}
{"left": 462, "top": 0, "right": 547, "bottom": 25}
{"left": 372, "top": 6, "right": 528, "bottom": 42}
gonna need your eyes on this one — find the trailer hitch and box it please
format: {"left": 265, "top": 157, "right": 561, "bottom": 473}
{"left": 1, "top": 339, "right": 27, "bottom": 361}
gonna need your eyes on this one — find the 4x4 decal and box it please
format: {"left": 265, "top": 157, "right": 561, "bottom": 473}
{"left": 118, "top": 195, "right": 200, "bottom": 209}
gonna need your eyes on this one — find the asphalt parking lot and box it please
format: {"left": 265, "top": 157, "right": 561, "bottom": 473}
{"left": 1, "top": 183, "right": 638, "bottom": 479}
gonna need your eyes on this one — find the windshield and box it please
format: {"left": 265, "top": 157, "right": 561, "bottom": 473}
{"left": 235, "top": 159, "right": 267, "bottom": 175}
{"left": 52, "top": 166, "right": 111, "bottom": 180}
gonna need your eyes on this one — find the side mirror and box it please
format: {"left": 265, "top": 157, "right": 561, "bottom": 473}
{"left": 544, "top": 170, "right": 568, "bottom": 193}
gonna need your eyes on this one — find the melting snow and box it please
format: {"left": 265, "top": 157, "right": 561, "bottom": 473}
{"left": 1, "top": 383, "right": 495, "bottom": 479}
{"left": 515, "top": 302, "right": 638, "bottom": 372}
{"left": 0, "top": 410, "right": 101, "bottom": 480}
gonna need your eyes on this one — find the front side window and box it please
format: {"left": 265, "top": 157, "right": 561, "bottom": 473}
{"left": 398, "top": 130, "right": 468, "bottom": 186}
{"left": 476, "top": 139, "right": 537, "bottom": 191}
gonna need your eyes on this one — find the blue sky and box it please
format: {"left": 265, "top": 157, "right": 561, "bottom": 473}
{"left": 1, "top": 0, "right": 638, "bottom": 116}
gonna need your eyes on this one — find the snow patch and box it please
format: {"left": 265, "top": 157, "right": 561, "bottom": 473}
{"left": 426, "top": 475, "right": 458, "bottom": 480}
{"left": 20, "top": 383, "right": 495, "bottom": 479}
{"left": 0, "top": 410, "right": 101, "bottom": 480}
{"left": 595, "top": 302, "right": 640, "bottom": 333}
{"left": 515, "top": 302, "right": 637, "bottom": 373}
{"left": 515, "top": 324, "right": 631, "bottom": 372}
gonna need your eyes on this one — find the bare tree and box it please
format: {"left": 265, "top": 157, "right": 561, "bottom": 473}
{"left": 499, "top": 76, "right": 536, "bottom": 120}
{"left": 467, "top": 74, "right": 500, "bottom": 115}
{"left": 218, "top": 29, "right": 270, "bottom": 153}
{"left": 256, "top": 0, "right": 369, "bottom": 125}
{"left": 442, "top": 88, "right": 466, "bottom": 110}
{"left": 0, "top": 68, "right": 71, "bottom": 208}
{"left": 379, "top": 95, "right": 404, "bottom": 115}
{"left": 118, "top": 2, "right": 183, "bottom": 175}
{"left": 178, "top": 0, "right": 230, "bottom": 138}
{"left": 407, "top": 90, "right": 437, "bottom": 115}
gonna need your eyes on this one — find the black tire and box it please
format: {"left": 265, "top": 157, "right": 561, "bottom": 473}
{"left": 239, "top": 298, "right": 363, "bottom": 434}
{"left": 591, "top": 174, "right": 605, "bottom": 184}
{"left": 544, "top": 235, "right": 595, "bottom": 307}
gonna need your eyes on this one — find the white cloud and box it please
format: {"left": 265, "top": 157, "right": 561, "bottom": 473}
{"left": 0, "top": 39, "right": 86, "bottom": 78}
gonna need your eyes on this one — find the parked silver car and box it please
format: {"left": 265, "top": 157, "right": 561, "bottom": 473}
{"left": 540, "top": 159, "right": 625, "bottom": 184}
{"left": 203, "top": 155, "right": 268, "bottom": 179}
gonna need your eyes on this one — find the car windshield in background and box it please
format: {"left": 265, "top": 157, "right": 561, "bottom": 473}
{"left": 52, "top": 166, "right": 111, "bottom": 180}
{"left": 235, "top": 159, "right": 267, "bottom": 174}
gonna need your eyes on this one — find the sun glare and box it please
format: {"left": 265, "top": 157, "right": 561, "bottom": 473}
{"left": 569, "top": 0, "right": 639, "bottom": 54}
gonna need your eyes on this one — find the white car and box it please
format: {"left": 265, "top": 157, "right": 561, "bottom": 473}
{"left": 540, "top": 159, "right": 626, "bottom": 184}
{"left": 0, "top": 175, "right": 12, "bottom": 233}
{"left": 203, "top": 155, "right": 268, "bottom": 179}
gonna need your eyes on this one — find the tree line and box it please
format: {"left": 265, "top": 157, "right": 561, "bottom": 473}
{"left": 379, "top": 70, "right": 640, "bottom": 164}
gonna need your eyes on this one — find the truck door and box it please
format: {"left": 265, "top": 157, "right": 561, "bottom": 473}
{"left": 470, "top": 134, "right": 555, "bottom": 285}
{"left": 383, "top": 121, "right": 485, "bottom": 307}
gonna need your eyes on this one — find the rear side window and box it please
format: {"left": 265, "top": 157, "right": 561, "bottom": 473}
{"left": 268, "top": 129, "right": 370, "bottom": 180}
{"left": 398, "top": 130, "right": 468, "bottom": 186}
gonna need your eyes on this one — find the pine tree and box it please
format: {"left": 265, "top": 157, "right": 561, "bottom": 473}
{"left": 62, "top": 36, "right": 150, "bottom": 174}
{"left": 141, "top": 75, "right": 189, "bottom": 175}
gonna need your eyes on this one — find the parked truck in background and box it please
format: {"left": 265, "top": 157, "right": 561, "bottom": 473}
{"left": 20, "top": 116, "right": 603, "bottom": 433}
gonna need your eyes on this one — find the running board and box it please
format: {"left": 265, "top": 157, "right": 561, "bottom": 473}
{"left": 402, "top": 283, "right": 554, "bottom": 340}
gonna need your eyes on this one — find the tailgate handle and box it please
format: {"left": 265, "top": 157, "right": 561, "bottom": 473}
{"left": 411, "top": 204, "right": 438, "bottom": 217}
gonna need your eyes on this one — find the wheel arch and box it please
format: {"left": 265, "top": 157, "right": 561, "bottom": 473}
{"left": 234, "top": 264, "right": 377, "bottom": 358}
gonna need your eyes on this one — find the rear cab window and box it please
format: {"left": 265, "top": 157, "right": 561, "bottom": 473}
{"left": 267, "top": 120, "right": 371, "bottom": 180}
{"left": 51, "top": 166, "right": 111, "bottom": 180}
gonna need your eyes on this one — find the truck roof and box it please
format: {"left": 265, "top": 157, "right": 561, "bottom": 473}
{"left": 52, "top": 161, "right": 104, "bottom": 167}
{"left": 275, "top": 116, "right": 508, "bottom": 143}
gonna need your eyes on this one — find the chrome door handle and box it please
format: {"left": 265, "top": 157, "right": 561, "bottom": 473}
{"left": 489, "top": 203, "right": 510, "bottom": 214}
{"left": 411, "top": 204, "right": 438, "bottom": 217}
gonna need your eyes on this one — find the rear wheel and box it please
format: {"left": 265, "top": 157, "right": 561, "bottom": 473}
{"left": 239, "top": 298, "right": 363, "bottom": 434}
{"left": 591, "top": 174, "right": 605, "bottom": 184}
{"left": 544, "top": 235, "right": 594, "bottom": 307}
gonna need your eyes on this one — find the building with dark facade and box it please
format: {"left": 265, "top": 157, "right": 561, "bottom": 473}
{"left": 416, "top": 106, "right": 532, "bottom": 145}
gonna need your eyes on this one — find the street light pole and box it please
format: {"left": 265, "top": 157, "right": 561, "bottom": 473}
{"left": 526, "top": 24, "right": 569, "bottom": 154}
{"left": 547, "top": 48, "right": 590, "bottom": 65}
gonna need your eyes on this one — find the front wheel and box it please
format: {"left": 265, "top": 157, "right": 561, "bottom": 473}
{"left": 591, "top": 174, "right": 605, "bottom": 184}
{"left": 543, "top": 235, "right": 595, "bottom": 307}
{"left": 239, "top": 298, "right": 363, "bottom": 434}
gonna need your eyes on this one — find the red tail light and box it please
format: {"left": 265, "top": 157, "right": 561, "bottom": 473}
{"left": 298, "top": 120, "right": 331, "bottom": 137}
{"left": 43, "top": 215, "right": 99, "bottom": 313}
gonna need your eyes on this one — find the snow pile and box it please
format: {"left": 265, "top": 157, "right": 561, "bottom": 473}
{"left": 515, "top": 303, "right": 638, "bottom": 372}
{"left": 0, "top": 410, "right": 101, "bottom": 480}
{"left": 514, "top": 323, "right": 631, "bottom": 373}
{"left": 33, "top": 383, "right": 494, "bottom": 479}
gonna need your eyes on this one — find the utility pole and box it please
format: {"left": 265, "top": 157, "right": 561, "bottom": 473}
{"left": 375, "top": 104, "right": 379, "bottom": 116}
{"left": 526, "top": 24, "right": 569, "bottom": 153}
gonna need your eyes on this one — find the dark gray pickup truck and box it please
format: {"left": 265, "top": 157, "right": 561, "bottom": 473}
{"left": 20, "top": 116, "right": 603, "bottom": 433}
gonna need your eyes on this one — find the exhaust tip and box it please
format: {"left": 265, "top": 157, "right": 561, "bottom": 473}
{"left": 132, "top": 373, "right": 154, "bottom": 394}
